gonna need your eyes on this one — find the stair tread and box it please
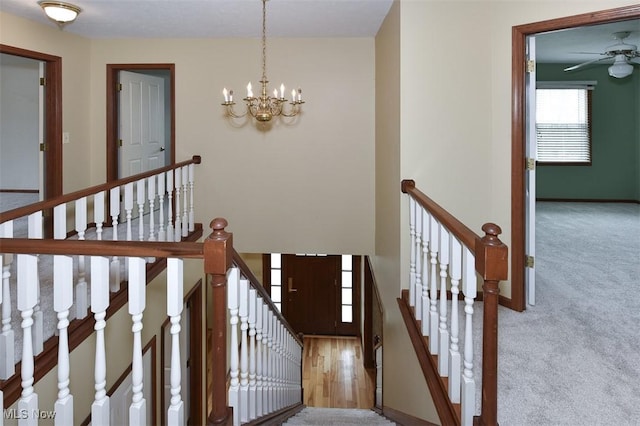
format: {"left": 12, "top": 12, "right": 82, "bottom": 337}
{"left": 283, "top": 407, "right": 396, "bottom": 425}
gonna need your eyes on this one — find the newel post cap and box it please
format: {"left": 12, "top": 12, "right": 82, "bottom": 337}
{"left": 204, "top": 217, "right": 233, "bottom": 275}
{"left": 474, "top": 222, "right": 508, "bottom": 282}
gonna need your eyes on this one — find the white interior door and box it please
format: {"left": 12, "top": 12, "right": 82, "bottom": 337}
{"left": 525, "top": 35, "right": 536, "bottom": 306}
{"left": 118, "top": 70, "right": 166, "bottom": 179}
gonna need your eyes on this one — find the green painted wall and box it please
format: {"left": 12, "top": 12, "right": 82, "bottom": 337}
{"left": 536, "top": 63, "right": 640, "bottom": 201}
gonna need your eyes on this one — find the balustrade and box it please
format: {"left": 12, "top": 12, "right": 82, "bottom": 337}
{"left": 401, "top": 179, "right": 507, "bottom": 426}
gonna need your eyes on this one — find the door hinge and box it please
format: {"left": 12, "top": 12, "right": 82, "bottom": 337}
{"left": 118, "top": 139, "right": 123, "bottom": 147}
{"left": 526, "top": 60, "right": 535, "bottom": 73}
{"left": 117, "top": 83, "right": 123, "bottom": 91}
{"left": 526, "top": 158, "right": 535, "bottom": 171}
{"left": 526, "top": 255, "right": 534, "bottom": 268}
{"left": 40, "top": 77, "right": 46, "bottom": 86}
{"left": 39, "top": 143, "right": 46, "bottom": 152}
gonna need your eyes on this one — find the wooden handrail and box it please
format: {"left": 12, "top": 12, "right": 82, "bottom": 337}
{"left": 0, "top": 238, "right": 204, "bottom": 258}
{"left": 0, "top": 155, "right": 201, "bottom": 224}
{"left": 232, "top": 251, "right": 303, "bottom": 347}
{"left": 401, "top": 179, "right": 478, "bottom": 252}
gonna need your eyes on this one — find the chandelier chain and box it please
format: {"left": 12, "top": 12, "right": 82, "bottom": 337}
{"left": 261, "top": 0, "right": 267, "bottom": 82}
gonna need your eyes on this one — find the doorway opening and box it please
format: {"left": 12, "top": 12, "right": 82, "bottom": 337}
{"left": 510, "top": 5, "right": 640, "bottom": 312}
{"left": 0, "top": 45, "right": 62, "bottom": 217}
{"left": 106, "top": 64, "right": 175, "bottom": 183}
{"left": 263, "top": 253, "right": 361, "bottom": 337}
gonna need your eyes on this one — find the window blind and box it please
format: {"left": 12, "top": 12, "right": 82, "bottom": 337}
{"left": 536, "top": 87, "right": 591, "bottom": 163}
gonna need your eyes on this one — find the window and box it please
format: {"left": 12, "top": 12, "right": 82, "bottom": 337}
{"left": 269, "top": 253, "right": 282, "bottom": 312}
{"left": 341, "top": 255, "right": 353, "bottom": 323}
{"left": 536, "top": 84, "right": 593, "bottom": 164}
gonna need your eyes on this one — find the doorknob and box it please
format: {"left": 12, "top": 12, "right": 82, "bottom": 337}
{"left": 288, "top": 277, "right": 297, "bottom": 293}
{"left": 160, "top": 147, "right": 165, "bottom": 152}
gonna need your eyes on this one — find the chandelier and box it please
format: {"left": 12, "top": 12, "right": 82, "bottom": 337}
{"left": 222, "top": 0, "right": 304, "bottom": 122}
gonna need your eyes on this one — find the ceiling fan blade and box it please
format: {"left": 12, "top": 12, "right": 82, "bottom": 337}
{"left": 564, "top": 56, "right": 612, "bottom": 72}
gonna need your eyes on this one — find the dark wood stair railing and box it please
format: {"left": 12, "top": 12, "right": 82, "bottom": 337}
{"left": 400, "top": 179, "right": 508, "bottom": 426}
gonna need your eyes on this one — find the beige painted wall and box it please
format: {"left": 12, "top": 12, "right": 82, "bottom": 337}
{"left": 87, "top": 37, "right": 376, "bottom": 256}
{"left": 372, "top": 0, "right": 639, "bottom": 423}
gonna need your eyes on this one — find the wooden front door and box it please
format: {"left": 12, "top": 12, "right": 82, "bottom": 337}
{"left": 282, "top": 254, "right": 341, "bottom": 336}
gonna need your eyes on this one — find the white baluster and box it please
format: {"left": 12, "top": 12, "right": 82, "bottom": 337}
{"left": 18, "top": 254, "right": 39, "bottom": 426}
{"left": 428, "top": 216, "right": 440, "bottom": 354}
{"left": 228, "top": 268, "right": 240, "bottom": 426}
{"left": 166, "top": 170, "right": 174, "bottom": 242}
{"left": 75, "top": 197, "right": 89, "bottom": 321}
{"left": 438, "top": 225, "right": 450, "bottom": 376}
{"left": 0, "top": 222, "right": 14, "bottom": 380}
{"left": 174, "top": 168, "right": 182, "bottom": 242}
{"left": 181, "top": 166, "right": 188, "bottom": 237}
{"left": 461, "top": 247, "right": 477, "bottom": 426}
{"left": 157, "top": 172, "right": 166, "bottom": 241}
{"left": 188, "top": 164, "right": 195, "bottom": 232}
{"left": 409, "top": 197, "right": 416, "bottom": 308}
{"left": 110, "top": 187, "right": 121, "bottom": 292}
{"left": 54, "top": 255, "right": 74, "bottom": 425}
{"left": 129, "top": 257, "right": 147, "bottom": 426}
{"left": 124, "top": 182, "right": 134, "bottom": 241}
{"left": 421, "top": 209, "right": 430, "bottom": 335}
{"left": 147, "top": 176, "right": 156, "bottom": 241}
{"left": 248, "top": 289, "right": 257, "bottom": 420}
{"left": 137, "top": 179, "right": 145, "bottom": 242}
{"left": 0, "top": 227, "right": 13, "bottom": 379}
{"left": 239, "top": 279, "right": 249, "bottom": 423}
{"left": 91, "top": 256, "right": 110, "bottom": 426}
{"left": 94, "top": 191, "right": 105, "bottom": 240}
{"left": 269, "top": 313, "right": 276, "bottom": 412}
{"left": 255, "top": 297, "right": 264, "bottom": 417}
{"left": 167, "top": 258, "right": 185, "bottom": 425}
{"left": 27, "top": 212, "right": 44, "bottom": 356}
{"left": 448, "top": 237, "right": 462, "bottom": 403}
{"left": 414, "top": 204, "right": 423, "bottom": 319}
{"left": 262, "top": 304, "right": 270, "bottom": 414}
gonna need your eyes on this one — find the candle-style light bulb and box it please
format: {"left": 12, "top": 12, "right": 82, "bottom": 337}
{"left": 280, "top": 83, "right": 285, "bottom": 99}
{"left": 247, "top": 82, "right": 253, "bottom": 98}
{"left": 297, "top": 88, "right": 302, "bottom": 102}
{"left": 273, "top": 89, "right": 278, "bottom": 99}
{"left": 229, "top": 89, "right": 234, "bottom": 103}
{"left": 223, "top": 88, "right": 229, "bottom": 103}
{"left": 291, "top": 89, "right": 296, "bottom": 103}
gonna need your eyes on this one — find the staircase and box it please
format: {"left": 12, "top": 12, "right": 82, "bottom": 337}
{"left": 283, "top": 407, "right": 395, "bottom": 426}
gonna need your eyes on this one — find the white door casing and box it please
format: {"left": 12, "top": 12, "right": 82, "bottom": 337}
{"left": 525, "top": 35, "right": 536, "bottom": 306}
{"left": 118, "top": 70, "right": 166, "bottom": 179}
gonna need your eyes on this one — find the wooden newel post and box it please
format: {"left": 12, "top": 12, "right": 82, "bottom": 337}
{"left": 204, "top": 218, "right": 234, "bottom": 425}
{"left": 474, "top": 223, "right": 508, "bottom": 426}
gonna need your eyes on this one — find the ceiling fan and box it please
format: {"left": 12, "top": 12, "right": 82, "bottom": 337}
{"left": 564, "top": 31, "right": 639, "bottom": 78}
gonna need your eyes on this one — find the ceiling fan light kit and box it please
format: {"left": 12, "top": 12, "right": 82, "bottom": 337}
{"left": 608, "top": 54, "right": 634, "bottom": 78}
{"left": 564, "top": 31, "right": 638, "bottom": 79}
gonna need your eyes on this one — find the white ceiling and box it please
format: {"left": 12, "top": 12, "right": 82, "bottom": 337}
{"left": 0, "top": 0, "right": 394, "bottom": 38}
{"left": 1, "top": 1, "right": 638, "bottom": 69}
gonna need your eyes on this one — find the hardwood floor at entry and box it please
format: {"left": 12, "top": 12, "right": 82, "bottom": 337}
{"left": 303, "top": 336, "right": 374, "bottom": 409}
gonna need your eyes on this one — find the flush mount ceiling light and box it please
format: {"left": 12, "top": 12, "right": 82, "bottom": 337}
{"left": 222, "top": 0, "right": 304, "bottom": 123}
{"left": 38, "top": 1, "right": 82, "bottom": 29}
